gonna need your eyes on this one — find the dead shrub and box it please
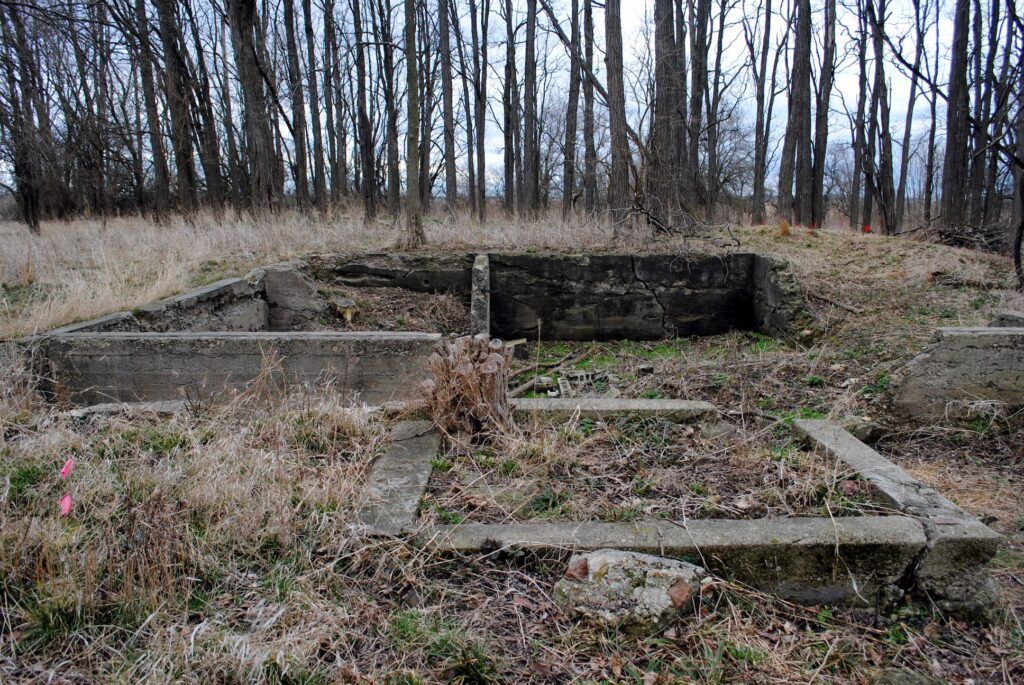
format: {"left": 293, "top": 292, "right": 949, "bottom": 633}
{"left": 426, "top": 334, "right": 519, "bottom": 442}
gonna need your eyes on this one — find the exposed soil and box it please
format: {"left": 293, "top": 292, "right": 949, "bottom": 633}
{"left": 314, "top": 283, "right": 470, "bottom": 333}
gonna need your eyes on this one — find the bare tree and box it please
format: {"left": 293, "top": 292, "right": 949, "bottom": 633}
{"left": 605, "top": 0, "right": 630, "bottom": 224}
{"left": 404, "top": 0, "right": 425, "bottom": 246}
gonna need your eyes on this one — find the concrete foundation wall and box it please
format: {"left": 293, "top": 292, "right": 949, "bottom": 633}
{"left": 487, "top": 253, "right": 758, "bottom": 340}
{"left": 895, "top": 327, "right": 1024, "bottom": 420}
{"left": 37, "top": 332, "right": 438, "bottom": 405}
{"left": 42, "top": 253, "right": 809, "bottom": 343}
{"left": 425, "top": 517, "right": 925, "bottom": 606}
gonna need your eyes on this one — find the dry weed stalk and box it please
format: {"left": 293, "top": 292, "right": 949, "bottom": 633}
{"left": 426, "top": 334, "right": 519, "bottom": 442}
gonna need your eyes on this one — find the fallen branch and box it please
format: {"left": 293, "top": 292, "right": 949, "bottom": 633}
{"left": 807, "top": 292, "right": 864, "bottom": 314}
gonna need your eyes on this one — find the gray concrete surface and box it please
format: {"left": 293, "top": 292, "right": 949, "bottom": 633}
{"left": 422, "top": 517, "right": 926, "bottom": 606}
{"left": 39, "top": 331, "right": 438, "bottom": 405}
{"left": 794, "top": 419, "right": 1001, "bottom": 618}
{"left": 42, "top": 277, "right": 269, "bottom": 335}
{"left": 509, "top": 397, "right": 717, "bottom": 421}
{"left": 894, "top": 327, "right": 1024, "bottom": 421}
{"left": 358, "top": 420, "right": 439, "bottom": 535}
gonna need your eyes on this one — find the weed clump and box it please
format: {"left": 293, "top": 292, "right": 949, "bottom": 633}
{"left": 426, "top": 334, "right": 519, "bottom": 442}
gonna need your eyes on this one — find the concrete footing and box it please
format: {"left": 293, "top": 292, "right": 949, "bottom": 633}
{"left": 421, "top": 517, "right": 925, "bottom": 606}
{"left": 357, "top": 420, "right": 439, "bottom": 535}
{"left": 510, "top": 397, "right": 717, "bottom": 422}
{"left": 794, "top": 419, "right": 1001, "bottom": 618}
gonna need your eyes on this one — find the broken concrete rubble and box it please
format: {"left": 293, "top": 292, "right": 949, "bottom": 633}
{"left": 249, "top": 261, "right": 324, "bottom": 330}
{"left": 553, "top": 549, "right": 706, "bottom": 633}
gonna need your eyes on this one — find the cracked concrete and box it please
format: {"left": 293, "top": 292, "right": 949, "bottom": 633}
{"left": 895, "top": 327, "right": 1024, "bottom": 420}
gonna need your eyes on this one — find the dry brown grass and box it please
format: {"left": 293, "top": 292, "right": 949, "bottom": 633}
{"left": 423, "top": 414, "right": 893, "bottom": 525}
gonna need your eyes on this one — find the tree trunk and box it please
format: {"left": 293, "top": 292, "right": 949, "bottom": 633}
{"left": 155, "top": 0, "right": 198, "bottom": 212}
{"left": 848, "top": 3, "right": 868, "bottom": 229}
{"left": 688, "top": 0, "right": 711, "bottom": 206}
{"left": 647, "top": 0, "right": 677, "bottom": 226}
{"left": 523, "top": 0, "right": 539, "bottom": 216}
{"left": 604, "top": 0, "right": 630, "bottom": 225}
{"left": 469, "top": 0, "right": 490, "bottom": 221}
{"left": 303, "top": 0, "right": 328, "bottom": 210}
{"left": 562, "top": 0, "right": 581, "bottom": 219}
{"left": 791, "top": 0, "right": 813, "bottom": 225}
{"left": 324, "top": 0, "right": 339, "bottom": 203}
{"left": 582, "top": 0, "right": 597, "bottom": 213}
{"left": 942, "top": 0, "right": 971, "bottom": 230}
{"left": 868, "top": 0, "right": 896, "bottom": 233}
{"left": 810, "top": 0, "right": 835, "bottom": 228}
{"left": 501, "top": 0, "right": 516, "bottom": 214}
{"left": 895, "top": 0, "right": 924, "bottom": 229}
{"left": 746, "top": 0, "right": 771, "bottom": 225}
{"left": 440, "top": 0, "right": 458, "bottom": 212}
{"left": 404, "top": 0, "right": 425, "bottom": 246}
{"left": 135, "top": 0, "right": 171, "bottom": 221}
{"left": 284, "top": 0, "right": 310, "bottom": 209}
{"left": 352, "top": 0, "right": 376, "bottom": 218}
{"left": 373, "top": 0, "right": 401, "bottom": 215}
{"left": 182, "top": 0, "right": 226, "bottom": 211}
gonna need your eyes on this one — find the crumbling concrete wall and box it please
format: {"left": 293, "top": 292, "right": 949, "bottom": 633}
{"left": 751, "top": 255, "right": 814, "bottom": 339}
{"left": 487, "top": 253, "right": 757, "bottom": 340}
{"left": 894, "top": 327, "right": 1024, "bottom": 420}
{"left": 46, "top": 277, "right": 269, "bottom": 335}
{"left": 307, "top": 252, "right": 474, "bottom": 294}
{"left": 37, "top": 331, "right": 438, "bottom": 405}
{"left": 246, "top": 262, "right": 324, "bottom": 330}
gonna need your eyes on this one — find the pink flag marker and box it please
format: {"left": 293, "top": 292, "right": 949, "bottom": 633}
{"left": 59, "top": 493, "right": 72, "bottom": 517}
{"left": 60, "top": 458, "right": 74, "bottom": 480}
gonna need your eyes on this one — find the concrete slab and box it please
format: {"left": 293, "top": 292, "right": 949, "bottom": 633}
{"left": 510, "top": 397, "right": 717, "bottom": 422}
{"left": 358, "top": 420, "right": 439, "bottom": 535}
{"left": 421, "top": 517, "right": 926, "bottom": 606}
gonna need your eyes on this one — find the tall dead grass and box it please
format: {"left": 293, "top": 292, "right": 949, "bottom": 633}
{"left": 0, "top": 209, "right": 624, "bottom": 339}
{"left": 0, "top": 379, "right": 387, "bottom": 681}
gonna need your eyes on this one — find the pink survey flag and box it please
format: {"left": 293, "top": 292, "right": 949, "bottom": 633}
{"left": 59, "top": 493, "right": 72, "bottom": 517}
{"left": 60, "top": 458, "right": 74, "bottom": 480}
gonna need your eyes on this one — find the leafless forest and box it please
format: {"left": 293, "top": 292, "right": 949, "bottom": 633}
{"left": 0, "top": 0, "right": 1022, "bottom": 270}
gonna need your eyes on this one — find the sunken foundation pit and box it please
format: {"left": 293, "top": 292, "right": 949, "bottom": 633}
{"left": 26, "top": 252, "right": 811, "bottom": 406}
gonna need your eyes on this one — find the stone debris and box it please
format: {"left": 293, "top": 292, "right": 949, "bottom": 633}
{"left": 841, "top": 414, "right": 884, "bottom": 444}
{"left": 255, "top": 261, "right": 324, "bottom": 330}
{"left": 553, "top": 549, "right": 707, "bottom": 633}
